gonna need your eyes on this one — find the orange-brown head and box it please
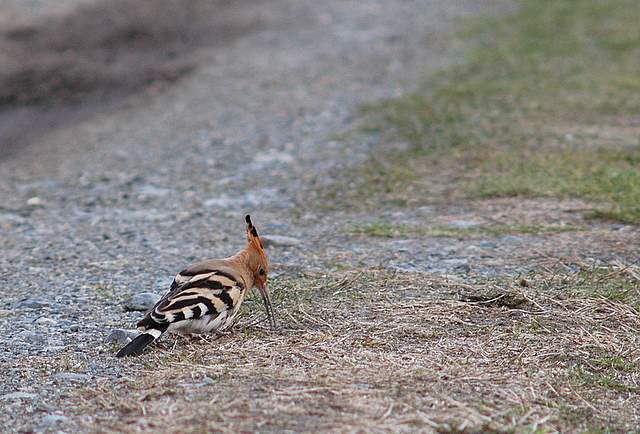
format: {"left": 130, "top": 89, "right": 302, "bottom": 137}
{"left": 244, "top": 215, "right": 274, "bottom": 328}
{"left": 245, "top": 214, "right": 269, "bottom": 288}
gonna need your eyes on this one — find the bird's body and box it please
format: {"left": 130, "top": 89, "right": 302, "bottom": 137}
{"left": 116, "top": 216, "right": 273, "bottom": 357}
{"left": 141, "top": 261, "right": 248, "bottom": 335}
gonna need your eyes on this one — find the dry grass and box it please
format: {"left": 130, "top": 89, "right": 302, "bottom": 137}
{"left": 25, "top": 267, "right": 635, "bottom": 432}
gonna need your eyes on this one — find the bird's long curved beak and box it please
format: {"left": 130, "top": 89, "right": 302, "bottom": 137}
{"left": 256, "top": 280, "right": 276, "bottom": 329}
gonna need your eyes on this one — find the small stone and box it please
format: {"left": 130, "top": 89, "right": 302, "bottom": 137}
{"left": 0, "top": 309, "right": 12, "bottom": 317}
{"left": 448, "top": 220, "right": 481, "bottom": 229}
{"left": 15, "top": 298, "right": 49, "bottom": 309}
{"left": 43, "top": 346, "right": 66, "bottom": 353}
{"left": 27, "top": 197, "right": 44, "bottom": 206}
{"left": 35, "top": 317, "right": 57, "bottom": 326}
{"left": 13, "top": 331, "right": 46, "bottom": 345}
{"left": 125, "top": 292, "right": 161, "bottom": 311}
{"left": 454, "top": 263, "right": 471, "bottom": 273}
{"left": 502, "top": 235, "right": 523, "bottom": 244}
{"left": 54, "top": 372, "right": 90, "bottom": 382}
{"left": 253, "top": 151, "right": 294, "bottom": 164}
{"left": 1, "top": 392, "right": 38, "bottom": 400}
{"left": 478, "top": 241, "right": 498, "bottom": 249}
{"left": 204, "top": 195, "right": 234, "bottom": 208}
{"left": 261, "top": 235, "right": 301, "bottom": 248}
{"left": 137, "top": 184, "right": 171, "bottom": 198}
{"left": 39, "top": 415, "right": 69, "bottom": 428}
{"left": 416, "top": 206, "right": 434, "bottom": 215}
{"left": 0, "top": 213, "right": 27, "bottom": 225}
{"left": 105, "top": 329, "right": 139, "bottom": 346}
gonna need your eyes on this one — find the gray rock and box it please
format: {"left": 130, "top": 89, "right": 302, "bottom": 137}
{"left": 478, "top": 241, "right": 498, "bottom": 249}
{"left": 137, "top": 184, "right": 171, "bottom": 198}
{"left": 203, "top": 195, "right": 234, "bottom": 208}
{"left": 27, "top": 196, "right": 44, "bottom": 206}
{"left": 125, "top": 292, "right": 161, "bottom": 311}
{"left": 35, "top": 317, "right": 57, "bottom": 326}
{"left": 1, "top": 392, "right": 38, "bottom": 400}
{"left": 0, "top": 212, "right": 27, "bottom": 226}
{"left": 43, "top": 346, "right": 67, "bottom": 353}
{"left": 105, "top": 329, "right": 139, "bottom": 346}
{"left": 261, "top": 235, "right": 301, "bottom": 248}
{"left": 448, "top": 220, "right": 481, "bottom": 229}
{"left": 15, "top": 299, "right": 49, "bottom": 309}
{"left": 454, "top": 263, "right": 471, "bottom": 273}
{"left": 39, "top": 415, "right": 69, "bottom": 428}
{"left": 54, "top": 372, "right": 90, "bottom": 382}
{"left": 13, "top": 331, "right": 47, "bottom": 345}
{"left": 416, "top": 206, "right": 434, "bottom": 215}
{"left": 502, "top": 235, "right": 523, "bottom": 244}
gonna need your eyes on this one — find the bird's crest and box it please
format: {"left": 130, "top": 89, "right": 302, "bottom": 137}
{"left": 245, "top": 214, "right": 265, "bottom": 252}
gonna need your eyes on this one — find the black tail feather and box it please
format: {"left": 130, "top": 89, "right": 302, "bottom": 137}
{"left": 116, "top": 332, "right": 157, "bottom": 358}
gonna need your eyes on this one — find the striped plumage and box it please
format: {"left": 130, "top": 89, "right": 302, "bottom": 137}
{"left": 116, "top": 215, "right": 273, "bottom": 357}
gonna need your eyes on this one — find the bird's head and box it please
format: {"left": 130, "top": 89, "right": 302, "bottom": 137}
{"left": 244, "top": 215, "right": 274, "bottom": 328}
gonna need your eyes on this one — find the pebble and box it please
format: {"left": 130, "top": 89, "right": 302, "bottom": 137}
{"left": 1, "top": 392, "right": 38, "bottom": 400}
{"left": 13, "top": 331, "right": 47, "bottom": 345}
{"left": 54, "top": 372, "right": 90, "bottom": 383}
{"left": 15, "top": 299, "right": 49, "bottom": 309}
{"left": 27, "top": 197, "right": 44, "bottom": 206}
{"left": 35, "top": 317, "right": 57, "bottom": 326}
{"left": 261, "top": 235, "right": 301, "bottom": 247}
{"left": 0, "top": 213, "right": 27, "bottom": 225}
{"left": 105, "top": 329, "right": 139, "bottom": 346}
{"left": 176, "top": 376, "right": 216, "bottom": 388}
{"left": 39, "top": 415, "right": 69, "bottom": 428}
{"left": 203, "top": 195, "right": 234, "bottom": 208}
{"left": 448, "top": 220, "right": 481, "bottom": 229}
{"left": 415, "top": 206, "right": 434, "bottom": 215}
{"left": 125, "top": 292, "right": 161, "bottom": 311}
{"left": 502, "top": 235, "right": 523, "bottom": 244}
{"left": 137, "top": 184, "right": 171, "bottom": 198}
{"left": 478, "top": 241, "right": 498, "bottom": 249}
{"left": 43, "top": 346, "right": 67, "bottom": 353}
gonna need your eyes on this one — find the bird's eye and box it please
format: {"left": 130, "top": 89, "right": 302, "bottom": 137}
{"left": 259, "top": 267, "right": 265, "bottom": 276}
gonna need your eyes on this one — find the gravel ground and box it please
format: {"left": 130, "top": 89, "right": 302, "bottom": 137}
{"left": 4, "top": 0, "right": 638, "bottom": 432}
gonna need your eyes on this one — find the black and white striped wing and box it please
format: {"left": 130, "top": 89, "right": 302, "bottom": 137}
{"left": 138, "top": 269, "right": 246, "bottom": 332}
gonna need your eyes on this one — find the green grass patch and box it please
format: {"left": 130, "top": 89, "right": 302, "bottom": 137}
{"left": 350, "top": 219, "right": 582, "bottom": 238}
{"left": 472, "top": 147, "right": 640, "bottom": 224}
{"left": 351, "top": 220, "right": 410, "bottom": 238}
{"left": 591, "top": 353, "right": 638, "bottom": 374}
{"left": 570, "top": 365, "right": 638, "bottom": 394}
{"left": 340, "top": 0, "right": 640, "bottom": 223}
{"left": 568, "top": 266, "right": 640, "bottom": 311}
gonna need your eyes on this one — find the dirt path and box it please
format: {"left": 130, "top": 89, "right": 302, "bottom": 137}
{"left": 2, "top": 0, "right": 638, "bottom": 432}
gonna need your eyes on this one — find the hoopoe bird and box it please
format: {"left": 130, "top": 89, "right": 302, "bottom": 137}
{"left": 116, "top": 215, "right": 274, "bottom": 357}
